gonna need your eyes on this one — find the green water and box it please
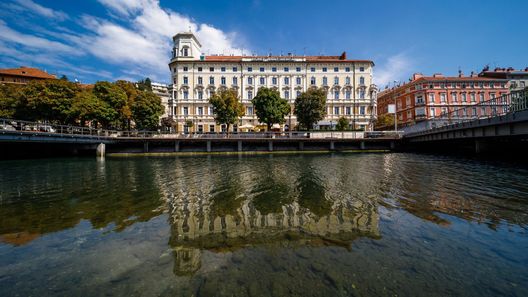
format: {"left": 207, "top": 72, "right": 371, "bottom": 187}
{"left": 0, "top": 153, "right": 527, "bottom": 296}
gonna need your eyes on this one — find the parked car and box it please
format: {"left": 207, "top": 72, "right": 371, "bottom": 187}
{"left": 39, "top": 125, "right": 56, "bottom": 133}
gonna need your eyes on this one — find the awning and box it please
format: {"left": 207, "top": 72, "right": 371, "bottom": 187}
{"left": 239, "top": 123, "right": 254, "bottom": 129}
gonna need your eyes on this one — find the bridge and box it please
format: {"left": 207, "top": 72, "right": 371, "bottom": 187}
{"left": 0, "top": 118, "right": 401, "bottom": 158}
{"left": 402, "top": 89, "right": 528, "bottom": 153}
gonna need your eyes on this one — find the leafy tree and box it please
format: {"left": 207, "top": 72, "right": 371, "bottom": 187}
{"left": 93, "top": 81, "right": 127, "bottom": 128}
{"left": 209, "top": 88, "right": 245, "bottom": 133}
{"left": 18, "top": 79, "right": 78, "bottom": 124}
{"left": 132, "top": 91, "right": 164, "bottom": 130}
{"left": 161, "top": 117, "right": 177, "bottom": 132}
{"left": 294, "top": 88, "right": 327, "bottom": 130}
{"left": 137, "top": 77, "right": 152, "bottom": 92}
{"left": 251, "top": 87, "right": 290, "bottom": 131}
{"left": 60, "top": 75, "right": 69, "bottom": 81}
{"left": 0, "top": 84, "right": 22, "bottom": 118}
{"left": 70, "top": 90, "right": 114, "bottom": 128}
{"left": 375, "top": 114, "right": 394, "bottom": 130}
{"left": 115, "top": 80, "right": 138, "bottom": 129}
{"left": 336, "top": 116, "right": 350, "bottom": 131}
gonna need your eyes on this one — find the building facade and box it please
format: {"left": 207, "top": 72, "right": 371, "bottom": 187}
{"left": 0, "top": 66, "right": 56, "bottom": 84}
{"left": 377, "top": 72, "right": 509, "bottom": 129}
{"left": 151, "top": 82, "right": 171, "bottom": 119}
{"left": 167, "top": 32, "right": 377, "bottom": 133}
{"left": 478, "top": 66, "right": 528, "bottom": 91}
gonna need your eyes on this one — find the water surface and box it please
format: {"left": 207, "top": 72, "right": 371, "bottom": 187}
{"left": 0, "top": 153, "right": 527, "bottom": 296}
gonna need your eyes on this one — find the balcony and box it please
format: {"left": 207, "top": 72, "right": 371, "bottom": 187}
{"left": 415, "top": 101, "right": 425, "bottom": 106}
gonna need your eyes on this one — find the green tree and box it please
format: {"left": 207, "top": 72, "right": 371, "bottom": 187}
{"left": 0, "top": 84, "right": 21, "bottom": 118}
{"left": 137, "top": 77, "right": 152, "bottom": 92}
{"left": 70, "top": 90, "right": 114, "bottom": 128}
{"left": 375, "top": 114, "right": 394, "bottom": 130}
{"left": 93, "top": 81, "right": 127, "bottom": 129}
{"left": 18, "top": 79, "right": 79, "bottom": 124}
{"left": 336, "top": 116, "right": 350, "bottom": 131}
{"left": 132, "top": 91, "right": 164, "bottom": 130}
{"left": 251, "top": 87, "right": 290, "bottom": 131}
{"left": 294, "top": 88, "right": 327, "bottom": 130}
{"left": 115, "top": 80, "right": 138, "bottom": 129}
{"left": 209, "top": 89, "right": 245, "bottom": 133}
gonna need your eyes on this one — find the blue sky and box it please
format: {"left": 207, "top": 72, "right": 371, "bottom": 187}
{"left": 1, "top": 0, "right": 526, "bottom": 87}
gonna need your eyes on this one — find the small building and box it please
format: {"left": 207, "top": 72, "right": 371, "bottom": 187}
{"left": 0, "top": 66, "right": 56, "bottom": 84}
{"left": 377, "top": 72, "right": 509, "bottom": 129}
{"left": 478, "top": 66, "right": 528, "bottom": 91}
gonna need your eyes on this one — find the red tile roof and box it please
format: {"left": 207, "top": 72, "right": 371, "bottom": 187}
{"left": 0, "top": 67, "right": 56, "bottom": 79}
{"left": 202, "top": 55, "right": 373, "bottom": 64}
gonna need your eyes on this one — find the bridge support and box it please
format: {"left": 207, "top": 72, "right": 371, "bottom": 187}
{"left": 143, "top": 142, "right": 149, "bottom": 153}
{"left": 299, "top": 141, "right": 304, "bottom": 151}
{"left": 390, "top": 141, "right": 395, "bottom": 150}
{"left": 96, "top": 143, "right": 105, "bottom": 157}
{"left": 360, "top": 141, "right": 365, "bottom": 150}
{"left": 206, "top": 141, "right": 211, "bottom": 152}
{"left": 174, "top": 141, "right": 179, "bottom": 152}
{"left": 268, "top": 141, "right": 273, "bottom": 152}
{"left": 237, "top": 141, "right": 242, "bottom": 152}
{"left": 475, "top": 140, "right": 488, "bottom": 154}
{"left": 330, "top": 141, "right": 335, "bottom": 150}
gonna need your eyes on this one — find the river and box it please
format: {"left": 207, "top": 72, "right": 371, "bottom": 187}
{"left": 0, "top": 153, "right": 527, "bottom": 296}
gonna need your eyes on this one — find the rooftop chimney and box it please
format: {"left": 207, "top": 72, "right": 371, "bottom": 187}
{"left": 339, "top": 51, "right": 346, "bottom": 60}
{"left": 458, "top": 70, "right": 464, "bottom": 77}
{"left": 412, "top": 73, "right": 423, "bottom": 80}
{"left": 470, "top": 71, "right": 477, "bottom": 77}
{"left": 433, "top": 73, "right": 444, "bottom": 78}
{"left": 507, "top": 67, "right": 514, "bottom": 71}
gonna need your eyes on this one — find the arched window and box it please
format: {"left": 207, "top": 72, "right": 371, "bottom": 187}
{"left": 359, "top": 76, "right": 365, "bottom": 85}
{"left": 310, "top": 77, "right": 316, "bottom": 85}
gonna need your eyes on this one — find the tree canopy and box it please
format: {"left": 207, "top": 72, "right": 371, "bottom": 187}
{"left": 251, "top": 87, "right": 290, "bottom": 130}
{"left": 336, "top": 116, "right": 350, "bottom": 131}
{"left": 209, "top": 88, "right": 245, "bottom": 132}
{"left": 294, "top": 88, "right": 327, "bottom": 130}
{"left": 132, "top": 91, "right": 164, "bottom": 130}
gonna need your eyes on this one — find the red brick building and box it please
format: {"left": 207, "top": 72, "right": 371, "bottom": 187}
{"left": 377, "top": 72, "right": 509, "bottom": 129}
{"left": 0, "top": 66, "right": 56, "bottom": 85}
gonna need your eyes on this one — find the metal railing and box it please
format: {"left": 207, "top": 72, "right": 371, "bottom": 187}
{"left": 1, "top": 118, "right": 403, "bottom": 140}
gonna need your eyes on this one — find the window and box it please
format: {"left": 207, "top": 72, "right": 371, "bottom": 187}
{"left": 272, "top": 77, "right": 277, "bottom": 85}
{"left": 472, "top": 107, "right": 477, "bottom": 117}
{"left": 284, "top": 67, "right": 289, "bottom": 72}
{"left": 272, "top": 67, "right": 277, "bottom": 72}
{"left": 345, "top": 77, "right": 351, "bottom": 84}
{"left": 183, "top": 47, "right": 188, "bottom": 56}
{"left": 345, "top": 90, "right": 351, "bottom": 99}
{"left": 452, "top": 92, "right": 458, "bottom": 102}
{"left": 221, "top": 67, "right": 226, "bottom": 72}
{"left": 490, "top": 93, "right": 496, "bottom": 99}
{"left": 198, "top": 67, "right": 203, "bottom": 72}
{"left": 233, "top": 77, "right": 238, "bottom": 85}
{"left": 197, "top": 107, "right": 203, "bottom": 115}
{"left": 285, "top": 90, "right": 290, "bottom": 99}
{"left": 440, "top": 93, "right": 446, "bottom": 102}
{"left": 198, "top": 91, "right": 203, "bottom": 100}
{"left": 310, "top": 67, "right": 316, "bottom": 72}
{"left": 360, "top": 107, "right": 366, "bottom": 115}
{"left": 209, "top": 106, "right": 214, "bottom": 115}
{"left": 430, "top": 107, "right": 435, "bottom": 118}
{"left": 183, "top": 91, "right": 189, "bottom": 100}
{"left": 247, "top": 67, "right": 253, "bottom": 72}
{"left": 296, "top": 77, "right": 301, "bottom": 85}
{"left": 233, "top": 67, "right": 238, "bottom": 72}
{"left": 183, "top": 106, "right": 189, "bottom": 115}
{"left": 197, "top": 125, "right": 203, "bottom": 133}
{"left": 322, "top": 67, "right": 327, "bottom": 72}
{"left": 334, "top": 106, "right": 339, "bottom": 115}
{"left": 296, "top": 91, "right": 301, "bottom": 98}
{"left": 198, "top": 76, "right": 203, "bottom": 85}
{"left": 247, "top": 106, "right": 253, "bottom": 115}
{"left": 359, "top": 90, "right": 365, "bottom": 99}
{"left": 406, "top": 97, "right": 411, "bottom": 106}
{"left": 470, "top": 93, "right": 476, "bottom": 102}
{"left": 416, "top": 95, "right": 424, "bottom": 104}
{"left": 479, "top": 93, "right": 484, "bottom": 102}
{"left": 221, "top": 77, "right": 226, "bottom": 85}
{"left": 260, "top": 77, "right": 265, "bottom": 85}
{"left": 209, "top": 67, "right": 214, "bottom": 72}
{"left": 183, "top": 76, "right": 188, "bottom": 84}
{"left": 296, "top": 67, "right": 301, "bottom": 72}
{"left": 183, "top": 66, "right": 188, "bottom": 71}
{"left": 334, "top": 90, "right": 339, "bottom": 99}
{"left": 209, "top": 125, "right": 215, "bottom": 132}
{"left": 322, "top": 77, "right": 328, "bottom": 85}
{"left": 346, "top": 106, "right": 351, "bottom": 115}
{"left": 334, "top": 67, "right": 339, "bottom": 72}
{"left": 429, "top": 93, "right": 435, "bottom": 103}
{"left": 359, "top": 76, "right": 365, "bottom": 85}
{"left": 334, "top": 77, "right": 339, "bottom": 85}
{"left": 248, "top": 90, "right": 253, "bottom": 99}
{"left": 345, "top": 67, "right": 350, "bottom": 72}
{"left": 462, "top": 93, "right": 467, "bottom": 102}
{"left": 284, "top": 77, "right": 290, "bottom": 85}
{"left": 248, "top": 77, "right": 253, "bottom": 85}
{"left": 209, "top": 77, "right": 214, "bottom": 84}
{"left": 260, "top": 67, "right": 265, "bottom": 72}
{"left": 310, "top": 77, "right": 316, "bottom": 85}
{"left": 359, "top": 67, "right": 365, "bottom": 72}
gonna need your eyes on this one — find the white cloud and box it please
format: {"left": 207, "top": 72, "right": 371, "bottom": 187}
{"left": 374, "top": 53, "right": 412, "bottom": 88}
{"left": 16, "top": 0, "right": 68, "bottom": 21}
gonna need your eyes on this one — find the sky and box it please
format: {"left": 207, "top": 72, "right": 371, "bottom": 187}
{"left": 0, "top": 0, "right": 527, "bottom": 87}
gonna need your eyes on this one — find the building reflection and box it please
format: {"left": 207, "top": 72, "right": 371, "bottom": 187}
{"left": 167, "top": 159, "right": 380, "bottom": 276}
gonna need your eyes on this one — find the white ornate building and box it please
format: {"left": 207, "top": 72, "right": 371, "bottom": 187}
{"left": 167, "top": 32, "right": 377, "bottom": 133}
